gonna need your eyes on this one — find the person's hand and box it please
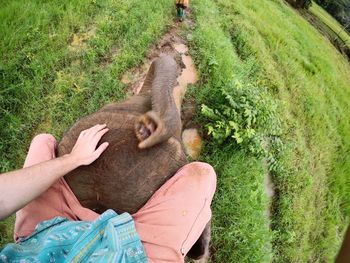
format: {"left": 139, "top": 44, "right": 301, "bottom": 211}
{"left": 69, "top": 124, "right": 109, "bottom": 166}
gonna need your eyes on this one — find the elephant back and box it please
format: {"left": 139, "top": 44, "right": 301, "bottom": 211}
{"left": 58, "top": 110, "right": 187, "bottom": 214}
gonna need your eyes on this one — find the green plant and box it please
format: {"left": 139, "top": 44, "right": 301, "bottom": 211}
{"left": 201, "top": 79, "right": 282, "bottom": 159}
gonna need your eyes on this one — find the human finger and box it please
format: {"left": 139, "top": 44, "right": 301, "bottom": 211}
{"left": 93, "top": 142, "right": 109, "bottom": 159}
{"left": 78, "top": 124, "right": 101, "bottom": 138}
{"left": 91, "top": 128, "right": 109, "bottom": 146}
{"left": 86, "top": 124, "right": 107, "bottom": 136}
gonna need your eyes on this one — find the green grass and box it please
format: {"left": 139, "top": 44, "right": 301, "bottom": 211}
{"left": 1, "top": 0, "right": 99, "bottom": 171}
{"left": 310, "top": 2, "right": 350, "bottom": 48}
{"left": 188, "top": 0, "right": 274, "bottom": 261}
{"left": 189, "top": 0, "right": 350, "bottom": 261}
{"left": 203, "top": 150, "right": 272, "bottom": 262}
{"left": 0, "top": 216, "right": 14, "bottom": 246}
{"left": 1, "top": 0, "right": 350, "bottom": 262}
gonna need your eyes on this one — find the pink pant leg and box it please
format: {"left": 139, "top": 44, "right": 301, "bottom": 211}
{"left": 22, "top": 134, "right": 57, "bottom": 168}
{"left": 133, "top": 162, "right": 217, "bottom": 263}
{"left": 14, "top": 134, "right": 98, "bottom": 240}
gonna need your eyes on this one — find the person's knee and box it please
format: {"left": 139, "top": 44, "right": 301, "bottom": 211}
{"left": 186, "top": 162, "right": 217, "bottom": 194}
{"left": 31, "top": 134, "right": 56, "bottom": 147}
{"left": 23, "top": 134, "right": 57, "bottom": 168}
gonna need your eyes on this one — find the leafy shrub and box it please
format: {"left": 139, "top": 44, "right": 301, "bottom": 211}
{"left": 200, "top": 78, "right": 283, "bottom": 170}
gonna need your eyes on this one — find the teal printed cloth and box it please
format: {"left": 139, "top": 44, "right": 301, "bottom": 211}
{"left": 0, "top": 210, "right": 147, "bottom": 263}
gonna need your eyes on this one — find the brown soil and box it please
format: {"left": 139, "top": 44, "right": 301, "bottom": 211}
{"left": 121, "top": 24, "right": 186, "bottom": 95}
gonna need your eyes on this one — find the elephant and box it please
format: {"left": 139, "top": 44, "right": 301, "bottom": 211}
{"left": 57, "top": 54, "right": 210, "bottom": 261}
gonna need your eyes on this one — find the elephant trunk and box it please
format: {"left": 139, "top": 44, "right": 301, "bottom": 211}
{"left": 135, "top": 55, "right": 182, "bottom": 149}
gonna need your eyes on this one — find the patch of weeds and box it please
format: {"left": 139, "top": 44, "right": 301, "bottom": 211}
{"left": 201, "top": 79, "right": 282, "bottom": 159}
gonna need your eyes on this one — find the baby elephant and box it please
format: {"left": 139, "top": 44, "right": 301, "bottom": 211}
{"left": 58, "top": 55, "right": 210, "bottom": 261}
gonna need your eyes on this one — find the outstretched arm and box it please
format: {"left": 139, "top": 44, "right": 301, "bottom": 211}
{"left": 0, "top": 124, "right": 109, "bottom": 220}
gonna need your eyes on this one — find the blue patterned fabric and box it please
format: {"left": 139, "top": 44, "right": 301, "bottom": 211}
{"left": 0, "top": 210, "right": 147, "bottom": 263}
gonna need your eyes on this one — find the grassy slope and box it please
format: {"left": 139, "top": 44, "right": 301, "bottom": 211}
{"left": 190, "top": 0, "right": 350, "bottom": 262}
{"left": 310, "top": 2, "right": 350, "bottom": 48}
{"left": 0, "top": 0, "right": 174, "bottom": 246}
{"left": 1, "top": 0, "right": 350, "bottom": 262}
{"left": 189, "top": 0, "right": 273, "bottom": 262}
{"left": 1, "top": 0, "right": 97, "bottom": 171}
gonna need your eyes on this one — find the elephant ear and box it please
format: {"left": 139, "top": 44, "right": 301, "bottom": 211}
{"left": 135, "top": 55, "right": 181, "bottom": 149}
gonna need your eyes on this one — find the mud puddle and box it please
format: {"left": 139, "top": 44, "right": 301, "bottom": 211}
{"left": 173, "top": 43, "right": 198, "bottom": 112}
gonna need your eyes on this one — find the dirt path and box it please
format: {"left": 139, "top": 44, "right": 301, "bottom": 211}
{"left": 121, "top": 22, "right": 203, "bottom": 159}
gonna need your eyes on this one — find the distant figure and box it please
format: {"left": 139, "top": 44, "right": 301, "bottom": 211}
{"left": 176, "top": 0, "right": 189, "bottom": 21}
